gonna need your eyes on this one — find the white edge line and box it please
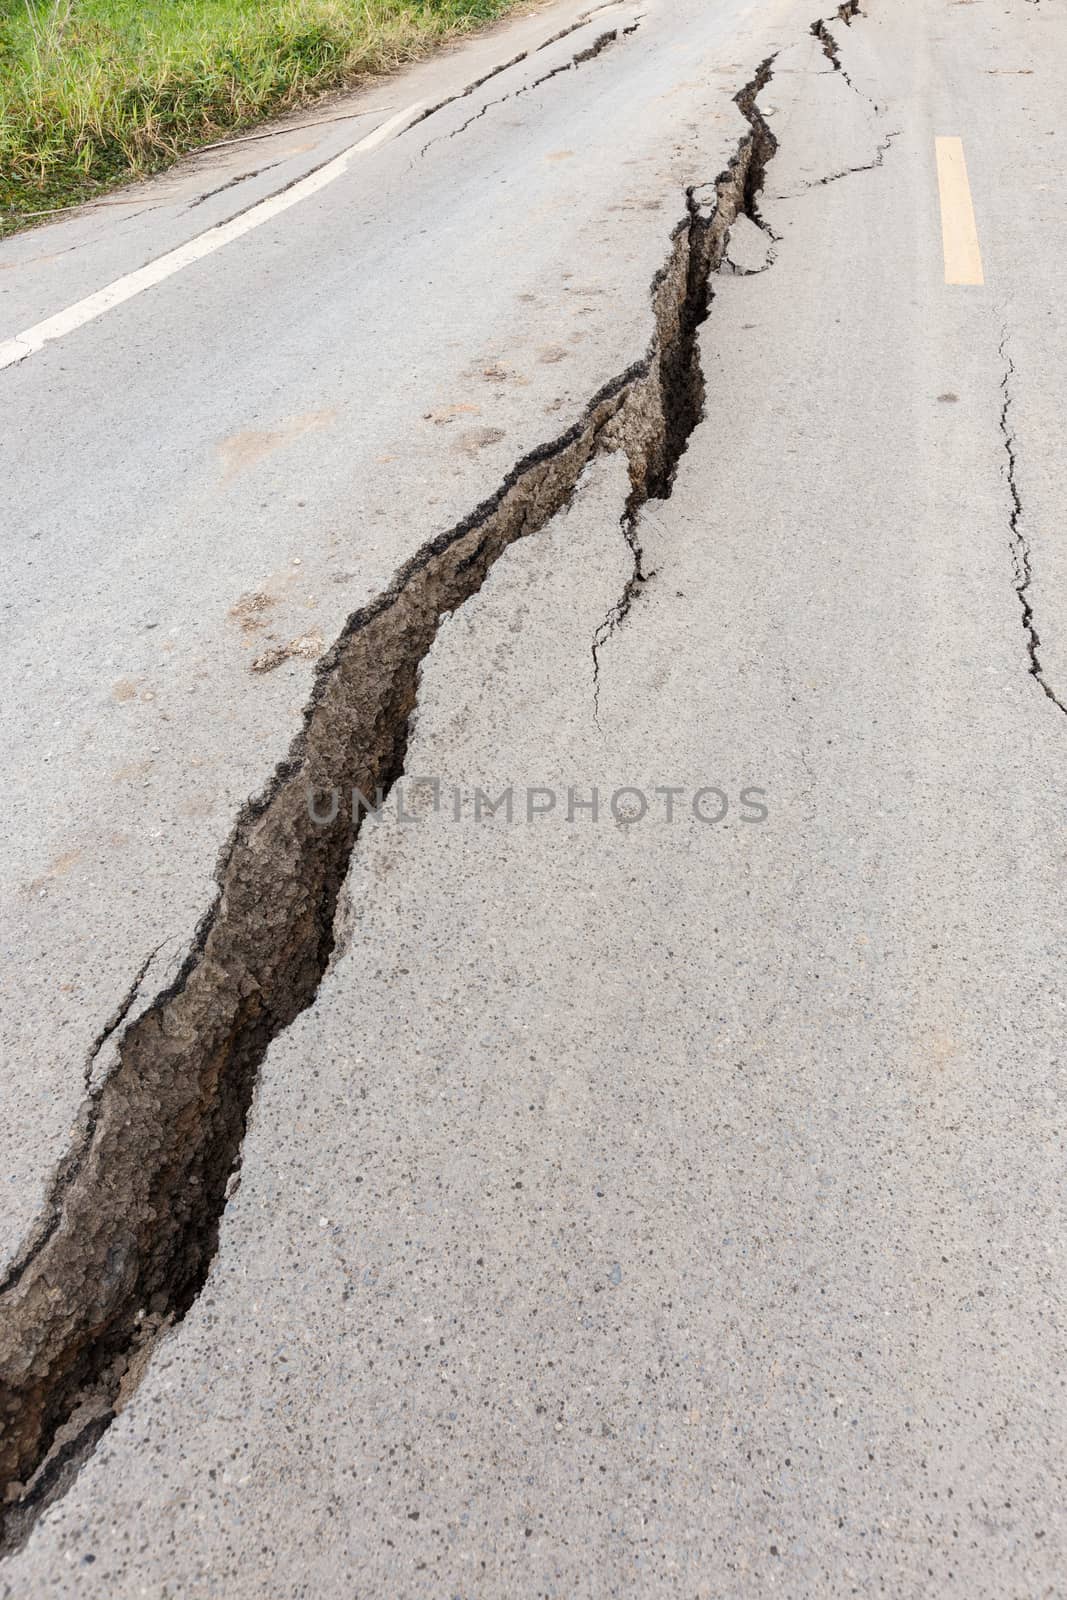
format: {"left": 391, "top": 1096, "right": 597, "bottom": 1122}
{"left": 0, "top": 102, "right": 423, "bottom": 374}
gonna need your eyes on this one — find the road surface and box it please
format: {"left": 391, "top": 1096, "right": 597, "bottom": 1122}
{"left": 1, "top": 0, "right": 1064, "bottom": 1593}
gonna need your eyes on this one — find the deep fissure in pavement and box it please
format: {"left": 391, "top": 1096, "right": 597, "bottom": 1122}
{"left": 812, "top": 16, "right": 847, "bottom": 71}
{"left": 0, "top": 56, "right": 784, "bottom": 1553}
{"left": 590, "top": 60, "right": 778, "bottom": 716}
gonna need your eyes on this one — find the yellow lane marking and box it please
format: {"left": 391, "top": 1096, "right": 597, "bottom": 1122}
{"left": 935, "top": 137, "right": 984, "bottom": 285}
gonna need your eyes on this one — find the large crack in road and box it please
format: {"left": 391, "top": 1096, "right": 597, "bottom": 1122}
{"left": 0, "top": 11, "right": 887, "bottom": 1558}
{"left": 591, "top": 61, "right": 778, "bottom": 719}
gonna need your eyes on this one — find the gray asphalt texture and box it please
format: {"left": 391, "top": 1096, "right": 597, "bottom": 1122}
{"left": 2, "top": 0, "right": 1065, "bottom": 1593}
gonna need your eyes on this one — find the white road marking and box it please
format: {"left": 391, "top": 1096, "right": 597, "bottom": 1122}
{"left": 0, "top": 102, "right": 423, "bottom": 372}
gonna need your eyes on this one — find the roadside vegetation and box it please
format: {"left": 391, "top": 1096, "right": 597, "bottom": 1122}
{"left": 0, "top": 0, "right": 522, "bottom": 232}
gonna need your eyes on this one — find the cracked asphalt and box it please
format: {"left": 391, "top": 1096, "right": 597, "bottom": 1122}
{"left": 1, "top": 0, "right": 1065, "bottom": 1593}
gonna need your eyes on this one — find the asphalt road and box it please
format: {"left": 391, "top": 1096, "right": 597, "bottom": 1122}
{"left": 1, "top": 0, "right": 1065, "bottom": 1594}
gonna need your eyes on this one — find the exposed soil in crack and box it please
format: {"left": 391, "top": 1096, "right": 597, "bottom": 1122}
{"left": 591, "top": 58, "right": 779, "bottom": 718}
{"left": 0, "top": 54, "right": 787, "bottom": 1556}
{"left": 812, "top": 16, "right": 855, "bottom": 86}
{"left": 416, "top": 23, "right": 639, "bottom": 160}
{"left": 733, "top": 64, "right": 782, "bottom": 243}
{"left": 998, "top": 334, "right": 1067, "bottom": 715}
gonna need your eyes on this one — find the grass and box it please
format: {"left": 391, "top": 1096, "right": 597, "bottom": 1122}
{"left": 0, "top": 0, "right": 524, "bottom": 232}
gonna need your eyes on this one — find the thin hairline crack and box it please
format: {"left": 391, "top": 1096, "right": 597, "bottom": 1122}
{"left": 415, "top": 23, "right": 640, "bottom": 161}
{"left": 999, "top": 332, "right": 1067, "bottom": 715}
{"left": 405, "top": 5, "right": 641, "bottom": 147}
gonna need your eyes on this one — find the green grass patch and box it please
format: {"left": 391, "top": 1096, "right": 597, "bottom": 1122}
{"left": 0, "top": 0, "right": 523, "bottom": 232}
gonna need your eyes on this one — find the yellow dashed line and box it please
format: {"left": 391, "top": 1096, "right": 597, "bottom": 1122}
{"left": 935, "top": 136, "right": 984, "bottom": 285}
